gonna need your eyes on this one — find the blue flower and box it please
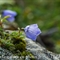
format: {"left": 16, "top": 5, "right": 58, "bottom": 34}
{"left": 24, "top": 24, "right": 41, "bottom": 41}
{"left": 2, "top": 10, "right": 17, "bottom": 22}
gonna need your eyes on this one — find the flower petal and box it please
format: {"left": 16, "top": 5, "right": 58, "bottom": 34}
{"left": 2, "top": 10, "right": 17, "bottom": 22}
{"left": 3, "top": 10, "right": 17, "bottom": 16}
{"left": 7, "top": 17, "right": 15, "bottom": 22}
{"left": 24, "top": 24, "right": 41, "bottom": 41}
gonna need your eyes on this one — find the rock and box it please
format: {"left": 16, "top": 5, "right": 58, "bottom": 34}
{"left": 0, "top": 30, "right": 60, "bottom": 60}
{"left": 25, "top": 38, "right": 60, "bottom": 60}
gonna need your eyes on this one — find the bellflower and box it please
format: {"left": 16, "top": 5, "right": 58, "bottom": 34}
{"left": 24, "top": 24, "right": 41, "bottom": 41}
{"left": 2, "top": 10, "right": 17, "bottom": 22}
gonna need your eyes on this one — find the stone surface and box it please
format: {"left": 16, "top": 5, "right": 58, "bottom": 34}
{"left": 0, "top": 30, "right": 60, "bottom": 60}
{"left": 25, "top": 38, "right": 60, "bottom": 60}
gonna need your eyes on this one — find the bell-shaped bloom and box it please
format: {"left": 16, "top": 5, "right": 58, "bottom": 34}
{"left": 24, "top": 24, "right": 41, "bottom": 41}
{"left": 2, "top": 10, "right": 17, "bottom": 22}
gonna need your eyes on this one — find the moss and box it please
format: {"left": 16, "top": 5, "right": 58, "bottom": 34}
{"left": 0, "top": 30, "right": 35, "bottom": 59}
{"left": 15, "top": 42, "right": 26, "bottom": 52}
{"left": 0, "top": 39, "right": 15, "bottom": 51}
{"left": 10, "top": 31, "right": 26, "bottom": 52}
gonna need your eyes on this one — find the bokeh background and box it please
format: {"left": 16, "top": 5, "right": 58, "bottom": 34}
{"left": 0, "top": 0, "right": 60, "bottom": 53}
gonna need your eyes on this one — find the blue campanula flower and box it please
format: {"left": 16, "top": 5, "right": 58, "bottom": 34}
{"left": 24, "top": 24, "right": 41, "bottom": 41}
{"left": 2, "top": 10, "right": 17, "bottom": 22}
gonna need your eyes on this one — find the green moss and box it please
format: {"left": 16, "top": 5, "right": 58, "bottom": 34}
{"left": 0, "top": 30, "right": 35, "bottom": 58}
{"left": 15, "top": 42, "right": 26, "bottom": 52}
{"left": 0, "top": 39, "right": 15, "bottom": 51}
{"left": 10, "top": 31, "right": 26, "bottom": 52}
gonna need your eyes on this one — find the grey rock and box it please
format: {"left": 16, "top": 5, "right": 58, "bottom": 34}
{"left": 25, "top": 38, "right": 60, "bottom": 60}
{"left": 1, "top": 31, "right": 60, "bottom": 60}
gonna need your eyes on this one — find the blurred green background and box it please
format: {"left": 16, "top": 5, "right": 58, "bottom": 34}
{"left": 0, "top": 0, "right": 60, "bottom": 53}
